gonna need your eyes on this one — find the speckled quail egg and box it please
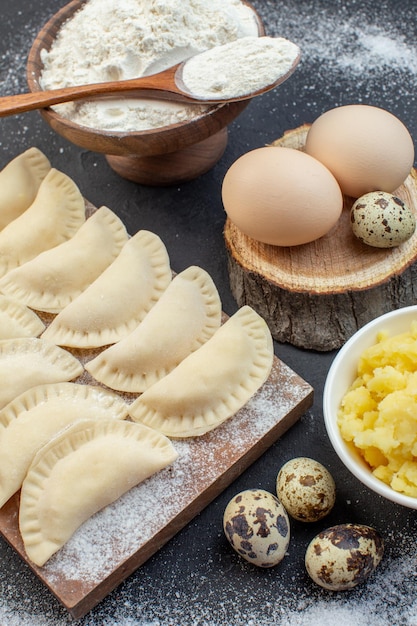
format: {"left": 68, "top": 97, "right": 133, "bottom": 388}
{"left": 305, "top": 523, "right": 384, "bottom": 591}
{"left": 351, "top": 191, "right": 416, "bottom": 248}
{"left": 223, "top": 488, "right": 290, "bottom": 567}
{"left": 276, "top": 457, "right": 336, "bottom": 522}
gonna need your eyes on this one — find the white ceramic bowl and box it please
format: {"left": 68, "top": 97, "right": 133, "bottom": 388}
{"left": 323, "top": 305, "right": 417, "bottom": 509}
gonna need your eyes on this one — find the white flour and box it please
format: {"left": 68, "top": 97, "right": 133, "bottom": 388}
{"left": 181, "top": 36, "right": 299, "bottom": 100}
{"left": 39, "top": 0, "right": 259, "bottom": 132}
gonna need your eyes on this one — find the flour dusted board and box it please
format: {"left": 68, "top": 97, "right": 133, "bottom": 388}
{"left": 0, "top": 356, "right": 312, "bottom": 618}
{"left": 0, "top": 201, "right": 313, "bottom": 618}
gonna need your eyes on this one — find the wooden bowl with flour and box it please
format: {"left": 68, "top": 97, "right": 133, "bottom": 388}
{"left": 26, "top": 0, "right": 264, "bottom": 185}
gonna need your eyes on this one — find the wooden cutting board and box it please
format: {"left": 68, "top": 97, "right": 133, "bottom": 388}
{"left": 0, "top": 354, "right": 312, "bottom": 619}
{"left": 0, "top": 209, "right": 313, "bottom": 619}
{"left": 224, "top": 125, "right": 417, "bottom": 351}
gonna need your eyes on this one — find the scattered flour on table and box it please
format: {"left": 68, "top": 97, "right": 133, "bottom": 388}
{"left": 2, "top": 527, "right": 417, "bottom": 625}
{"left": 250, "top": 0, "right": 417, "bottom": 113}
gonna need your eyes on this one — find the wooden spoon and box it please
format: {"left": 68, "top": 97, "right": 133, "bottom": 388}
{"left": 0, "top": 51, "right": 300, "bottom": 118}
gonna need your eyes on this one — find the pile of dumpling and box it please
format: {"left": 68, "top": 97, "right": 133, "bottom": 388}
{"left": 0, "top": 148, "right": 274, "bottom": 568}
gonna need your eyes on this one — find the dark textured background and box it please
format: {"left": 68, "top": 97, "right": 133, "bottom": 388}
{"left": 1, "top": 1, "right": 417, "bottom": 624}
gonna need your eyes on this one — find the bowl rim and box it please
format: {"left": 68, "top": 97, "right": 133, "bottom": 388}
{"left": 26, "top": 0, "right": 264, "bottom": 141}
{"left": 323, "top": 304, "right": 417, "bottom": 509}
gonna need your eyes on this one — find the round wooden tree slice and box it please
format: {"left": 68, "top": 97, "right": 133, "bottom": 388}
{"left": 224, "top": 124, "right": 417, "bottom": 351}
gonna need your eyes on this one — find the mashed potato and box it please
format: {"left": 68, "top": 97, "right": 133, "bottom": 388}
{"left": 338, "top": 320, "right": 417, "bottom": 497}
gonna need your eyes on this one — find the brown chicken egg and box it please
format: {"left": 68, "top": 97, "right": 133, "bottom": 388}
{"left": 305, "top": 104, "right": 414, "bottom": 198}
{"left": 276, "top": 457, "right": 336, "bottom": 522}
{"left": 223, "top": 488, "right": 290, "bottom": 567}
{"left": 222, "top": 146, "right": 343, "bottom": 246}
{"left": 305, "top": 523, "right": 384, "bottom": 591}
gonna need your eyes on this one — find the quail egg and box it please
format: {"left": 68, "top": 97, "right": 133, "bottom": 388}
{"left": 351, "top": 191, "right": 416, "bottom": 248}
{"left": 305, "top": 523, "right": 384, "bottom": 591}
{"left": 276, "top": 457, "right": 336, "bottom": 522}
{"left": 223, "top": 488, "right": 290, "bottom": 567}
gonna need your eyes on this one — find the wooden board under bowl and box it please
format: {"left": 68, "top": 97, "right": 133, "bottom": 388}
{"left": 0, "top": 206, "right": 313, "bottom": 619}
{"left": 224, "top": 124, "right": 417, "bottom": 351}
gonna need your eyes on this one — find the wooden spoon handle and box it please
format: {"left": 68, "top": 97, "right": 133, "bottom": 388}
{"left": 0, "top": 66, "right": 185, "bottom": 118}
{"left": 0, "top": 84, "right": 116, "bottom": 117}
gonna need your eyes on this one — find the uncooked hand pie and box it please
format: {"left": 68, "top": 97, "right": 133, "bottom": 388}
{"left": 85, "top": 265, "right": 222, "bottom": 392}
{"left": 42, "top": 229, "right": 172, "bottom": 348}
{"left": 0, "top": 382, "right": 128, "bottom": 508}
{"left": 0, "top": 294, "right": 45, "bottom": 339}
{"left": 128, "top": 305, "right": 274, "bottom": 437}
{"left": 19, "top": 419, "right": 178, "bottom": 566}
{"left": 0, "top": 206, "right": 128, "bottom": 313}
{"left": 0, "top": 147, "right": 51, "bottom": 230}
{"left": 0, "top": 168, "right": 85, "bottom": 278}
{"left": 0, "top": 337, "right": 83, "bottom": 410}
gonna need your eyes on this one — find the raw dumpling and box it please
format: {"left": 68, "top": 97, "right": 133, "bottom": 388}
{"left": 0, "top": 382, "right": 128, "bottom": 509}
{"left": 41, "top": 230, "right": 172, "bottom": 348}
{"left": 0, "top": 168, "right": 85, "bottom": 278}
{"left": 19, "top": 418, "right": 178, "bottom": 566}
{"left": 0, "top": 295, "right": 45, "bottom": 339}
{"left": 128, "top": 305, "right": 274, "bottom": 437}
{"left": 85, "top": 265, "right": 222, "bottom": 392}
{"left": 0, "top": 337, "right": 83, "bottom": 410}
{"left": 0, "top": 147, "right": 51, "bottom": 230}
{"left": 0, "top": 206, "right": 128, "bottom": 313}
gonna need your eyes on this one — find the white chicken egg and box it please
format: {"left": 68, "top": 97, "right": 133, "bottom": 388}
{"left": 223, "top": 488, "right": 290, "bottom": 567}
{"left": 305, "top": 104, "right": 415, "bottom": 198}
{"left": 276, "top": 457, "right": 336, "bottom": 522}
{"left": 350, "top": 191, "right": 416, "bottom": 248}
{"left": 305, "top": 523, "right": 384, "bottom": 591}
{"left": 222, "top": 146, "right": 343, "bottom": 246}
